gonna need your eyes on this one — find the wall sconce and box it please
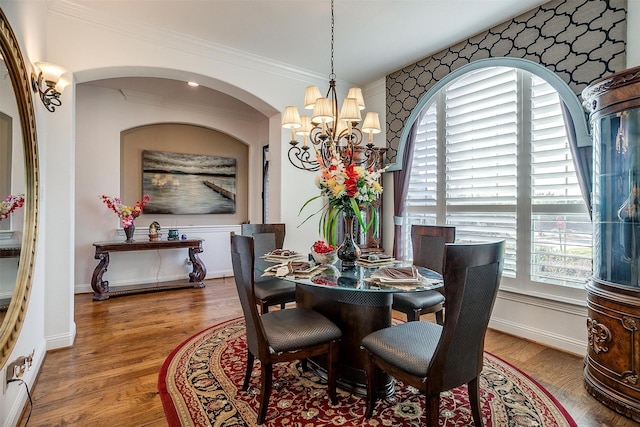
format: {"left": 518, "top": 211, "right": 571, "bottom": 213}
{"left": 31, "top": 61, "right": 69, "bottom": 112}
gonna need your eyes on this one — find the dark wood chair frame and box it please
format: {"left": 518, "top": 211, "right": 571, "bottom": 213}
{"left": 240, "top": 223, "right": 296, "bottom": 313}
{"left": 230, "top": 232, "right": 342, "bottom": 424}
{"left": 392, "top": 225, "right": 455, "bottom": 323}
{"left": 363, "top": 240, "right": 505, "bottom": 426}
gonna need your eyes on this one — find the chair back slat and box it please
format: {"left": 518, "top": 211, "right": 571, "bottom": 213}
{"left": 411, "top": 225, "right": 455, "bottom": 274}
{"left": 241, "top": 224, "right": 287, "bottom": 282}
{"left": 241, "top": 223, "right": 286, "bottom": 249}
{"left": 428, "top": 240, "right": 505, "bottom": 392}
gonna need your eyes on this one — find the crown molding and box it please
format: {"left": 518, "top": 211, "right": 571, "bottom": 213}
{"left": 365, "top": 78, "right": 386, "bottom": 98}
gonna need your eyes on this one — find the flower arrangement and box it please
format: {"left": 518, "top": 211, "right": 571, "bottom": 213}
{"left": 300, "top": 150, "right": 386, "bottom": 246}
{"left": 100, "top": 194, "right": 150, "bottom": 228}
{"left": 0, "top": 194, "right": 24, "bottom": 221}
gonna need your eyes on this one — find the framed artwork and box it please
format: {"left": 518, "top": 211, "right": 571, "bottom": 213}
{"left": 142, "top": 150, "right": 236, "bottom": 214}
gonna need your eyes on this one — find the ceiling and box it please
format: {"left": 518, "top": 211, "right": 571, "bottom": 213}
{"left": 67, "top": 0, "right": 549, "bottom": 85}
{"left": 67, "top": 0, "right": 549, "bottom": 113}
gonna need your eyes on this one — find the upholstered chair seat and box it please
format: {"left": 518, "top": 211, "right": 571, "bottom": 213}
{"left": 392, "top": 292, "right": 445, "bottom": 317}
{"left": 261, "top": 308, "right": 342, "bottom": 353}
{"left": 361, "top": 321, "right": 442, "bottom": 377}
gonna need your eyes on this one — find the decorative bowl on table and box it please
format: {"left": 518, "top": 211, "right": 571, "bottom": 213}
{"left": 310, "top": 240, "right": 338, "bottom": 265}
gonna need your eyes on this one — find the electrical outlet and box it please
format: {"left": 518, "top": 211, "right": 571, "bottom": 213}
{"left": 4, "top": 349, "right": 34, "bottom": 392}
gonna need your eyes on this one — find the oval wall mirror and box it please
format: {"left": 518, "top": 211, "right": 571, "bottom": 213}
{"left": 0, "top": 8, "right": 40, "bottom": 368}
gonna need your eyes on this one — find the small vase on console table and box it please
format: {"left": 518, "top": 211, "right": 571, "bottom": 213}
{"left": 124, "top": 224, "right": 135, "bottom": 243}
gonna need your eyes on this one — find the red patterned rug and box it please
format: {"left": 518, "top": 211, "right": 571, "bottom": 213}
{"left": 158, "top": 317, "right": 577, "bottom": 426}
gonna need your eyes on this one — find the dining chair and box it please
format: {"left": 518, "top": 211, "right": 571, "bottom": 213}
{"left": 240, "top": 223, "right": 296, "bottom": 313}
{"left": 392, "top": 225, "right": 455, "bottom": 323}
{"left": 230, "top": 233, "right": 342, "bottom": 424}
{"left": 361, "top": 240, "right": 505, "bottom": 426}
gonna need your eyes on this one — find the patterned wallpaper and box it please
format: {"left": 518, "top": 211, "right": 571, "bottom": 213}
{"left": 385, "top": 0, "right": 627, "bottom": 165}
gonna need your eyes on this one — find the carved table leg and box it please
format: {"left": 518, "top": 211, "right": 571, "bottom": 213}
{"left": 188, "top": 247, "right": 206, "bottom": 287}
{"left": 92, "top": 252, "right": 110, "bottom": 300}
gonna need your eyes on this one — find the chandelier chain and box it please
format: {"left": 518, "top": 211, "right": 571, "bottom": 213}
{"left": 330, "top": 0, "right": 335, "bottom": 80}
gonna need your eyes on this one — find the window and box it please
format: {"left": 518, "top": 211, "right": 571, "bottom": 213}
{"left": 403, "top": 66, "right": 591, "bottom": 292}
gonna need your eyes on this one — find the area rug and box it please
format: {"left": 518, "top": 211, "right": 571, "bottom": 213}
{"left": 158, "top": 317, "right": 577, "bottom": 426}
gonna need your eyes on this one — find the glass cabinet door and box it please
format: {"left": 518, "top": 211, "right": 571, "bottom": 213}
{"left": 594, "top": 108, "right": 640, "bottom": 288}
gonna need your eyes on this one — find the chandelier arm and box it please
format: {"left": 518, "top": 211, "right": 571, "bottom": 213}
{"left": 337, "top": 126, "right": 364, "bottom": 147}
{"left": 320, "top": 142, "right": 334, "bottom": 168}
{"left": 288, "top": 143, "right": 321, "bottom": 171}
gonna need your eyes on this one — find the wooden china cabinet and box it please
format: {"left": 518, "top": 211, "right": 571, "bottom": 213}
{"left": 583, "top": 66, "right": 640, "bottom": 422}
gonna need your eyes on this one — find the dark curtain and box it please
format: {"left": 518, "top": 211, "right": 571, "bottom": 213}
{"left": 560, "top": 101, "right": 592, "bottom": 218}
{"left": 392, "top": 121, "right": 418, "bottom": 258}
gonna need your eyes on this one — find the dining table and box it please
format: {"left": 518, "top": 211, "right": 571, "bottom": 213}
{"left": 260, "top": 253, "right": 443, "bottom": 397}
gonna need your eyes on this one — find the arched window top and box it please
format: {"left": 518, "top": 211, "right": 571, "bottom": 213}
{"left": 391, "top": 58, "right": 590, "bottom": 171}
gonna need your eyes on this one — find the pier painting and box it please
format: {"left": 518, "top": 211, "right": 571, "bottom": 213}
{"left": 142, "top": 150, "right": 236, "bottom": 214}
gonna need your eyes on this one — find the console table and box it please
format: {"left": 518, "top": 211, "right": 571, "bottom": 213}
{"left": 91, "top": 239, "right": 206, "bottom": 301}
{"left": 0, "top": 247, "right": 20, "bottom": 259}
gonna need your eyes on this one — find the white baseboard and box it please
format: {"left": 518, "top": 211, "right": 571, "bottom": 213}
{"left": 489, "top": 317, "right": 587, "bottom": 356}
{"left": 46, "top": 322, "right": 76, "bottom": 350}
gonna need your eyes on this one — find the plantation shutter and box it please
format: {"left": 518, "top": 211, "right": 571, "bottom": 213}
{"left": 529, "top": 75, "right": 591, "bottom": 285}
{"left": 444, "top": 67, "right": 518, "bottom": 276}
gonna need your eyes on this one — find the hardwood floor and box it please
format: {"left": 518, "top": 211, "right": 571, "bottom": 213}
{"left": 17, "top": 278, "right": 636, "bottom": 426}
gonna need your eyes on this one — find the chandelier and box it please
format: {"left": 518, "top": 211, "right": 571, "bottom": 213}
{"left": 281, "top": 0, "right": 382, "bottom": 172}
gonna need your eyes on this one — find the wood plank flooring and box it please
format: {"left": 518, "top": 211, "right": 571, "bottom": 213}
{"left": 17, "top": 278, "right": 636, "bottom": 426}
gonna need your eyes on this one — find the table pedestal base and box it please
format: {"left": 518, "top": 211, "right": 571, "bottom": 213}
{"left": 296, "top": 283, "right": 394, "bottom": 397}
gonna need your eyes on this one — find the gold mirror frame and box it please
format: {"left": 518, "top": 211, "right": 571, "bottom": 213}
{"left": 0, "top": 8, "right": 39, "bottom": 368}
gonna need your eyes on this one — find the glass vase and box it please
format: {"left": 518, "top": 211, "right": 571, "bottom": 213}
{"left": 124, "top": 223, "right": 135, "bottom": 243}
{"left": 337, "top": 213, "right": 361, "bottom": 270}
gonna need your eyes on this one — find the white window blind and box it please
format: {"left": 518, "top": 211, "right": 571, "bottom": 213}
{"left": 403, "top": 104, "right": 438, "bottom": 260}
{"left": 445, "top": 67, "right": 519, "bottom": 277}
{"left": 403, "top": 66, "right": 591, "bottom": 290}
{"left": 529, "top": 75, "right": 591, "bottom": 286}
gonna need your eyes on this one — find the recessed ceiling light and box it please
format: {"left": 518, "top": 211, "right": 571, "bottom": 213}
{"left": 187, "top": 81, "right": 199, "bottom": 87}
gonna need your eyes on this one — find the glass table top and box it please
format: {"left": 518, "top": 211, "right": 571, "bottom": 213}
{"left": 278, "top": 260, "right": 443, "bottom": 293}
